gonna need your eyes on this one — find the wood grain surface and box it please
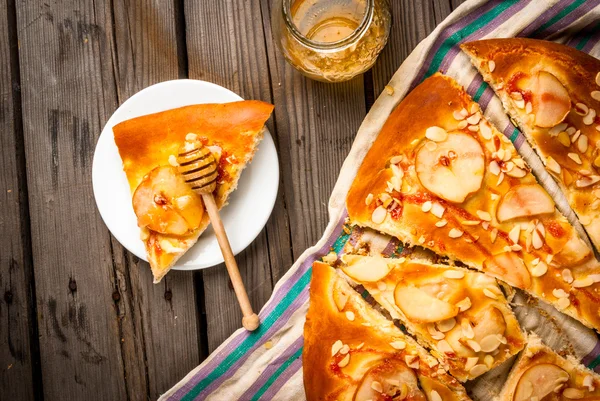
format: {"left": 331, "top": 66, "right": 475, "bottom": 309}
{"left": 0, "top": 0, "right": 465, "bottom": 398}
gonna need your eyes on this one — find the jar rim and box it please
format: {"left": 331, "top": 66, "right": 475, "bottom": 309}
{"left": 282, "top": 0, "right": 374, "bottom": 50}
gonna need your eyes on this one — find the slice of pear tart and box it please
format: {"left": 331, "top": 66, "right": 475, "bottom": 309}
{"left": 303, "top": 261, "right": 472, "bottom": 401}
{"left": 461, "top": 38, "right": 600, "bottom": 252}
{"left": 499, "top": 334, "right": 600, "bottom": 401}
{"left": 346, "top": 73, "right": 600, "bottom": 332}
{"left": 339, "top": 254, "right": 525, "bottom": 382}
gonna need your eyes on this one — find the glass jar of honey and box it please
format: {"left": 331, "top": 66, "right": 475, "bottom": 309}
{"left": 271, "top": 0, "right": 391, "bottom": 83}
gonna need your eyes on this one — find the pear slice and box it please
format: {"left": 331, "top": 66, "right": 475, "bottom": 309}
{"left": 472, "top": 306, "right": 507, "bottom": 342}
{"left": 531, "top": 71, "right": 571, "bottom": 128}
{"left": 497, "top": 184, "right": 555, "bottom": 222}
{"left": 483, "top": 252, "right": 532, "bottom": 289}
{"left": 513, "top": 363, "right": 570, "bottom": 401}
{"left": 341, "top": 255, "right": 395, "bottom": 283}
{"left": 394, "top": 284, "right": 459, "bottom": 323}
{"left": 354, "top": 360, "right": 425, "bottom": 401}
{"left": 133, "top": 166, "right": 204, "bottom": 235}
{"left": 415, "top": 132, "right": 485, "bottom": 203}
{"left": 419, "top": 375, "right": 462, "bottom": 401}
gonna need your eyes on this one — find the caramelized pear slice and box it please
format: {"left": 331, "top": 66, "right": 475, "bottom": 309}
{"left": 497, "top": 184, "right": 555, "bottom": 222}
{"left": 531, "top": 71, "right": 571, "bottom": 128}
{"left": 415, "top": 132, "right": 485, "bottom": 203}
{"left": 394, "top": 284, "right": 459, "bottom": 323}
{"left": 483, "top": 252, "right": 532, "bottom": 289}
{"left": 341, "top": 255, "right": 395, "bottom": 283}
{"left": 472, "top": 306, "right": 507, "bottom": 342}
{"left": 133, "top": 166, "right": 204, "bottom": 235}
{"left": 513, "top": 363, "right": 570, "bottom": 401}
{"left": 354, "top": 359, "right": 425, "bottom": 401}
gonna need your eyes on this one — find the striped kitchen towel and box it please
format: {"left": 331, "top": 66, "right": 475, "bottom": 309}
{"left": 160, "top": 0, "right": 600, "bottom": 399}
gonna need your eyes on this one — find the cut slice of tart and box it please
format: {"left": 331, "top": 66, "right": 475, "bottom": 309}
{"left": 339, "top": 254, "right": 525, "bottom": 382}
{"left": 461, "top": 38, "right": 600, "bottom": 251}
{"left": 346, "top": 73, "right": 600, "bottom": 332}
{"left": 499, "top": 334, "right": 600, "bottom": 401}
{"left": 304, "top": 261, "right": 472, "bottom": 401}
{"left": 113, "top": 101, "right": 274, "bottom": 282}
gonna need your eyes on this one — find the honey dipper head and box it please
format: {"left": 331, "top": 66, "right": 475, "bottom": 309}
{"left": 176, "top": 136, "right": 218, "bottom": 194}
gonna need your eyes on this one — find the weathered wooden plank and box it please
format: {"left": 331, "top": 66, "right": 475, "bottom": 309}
{"left": 371, "top": 0, "right": 454, "bottom": 96}
{"left": 0, "top": 0, "right": 37, "bottom": 399}
{"left": 260, "top": 0, "right": 367, "bottom": 257}
{"left": 15, "top": 2, "right": 127, "bottom": 400}
{"left": 184, "top": 0, "right": 294, "bottom": 350}
{"left": 108, "top": 1, "right": 203, "bottom": 398}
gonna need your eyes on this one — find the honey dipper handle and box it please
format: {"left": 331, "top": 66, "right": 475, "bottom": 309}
{"left": 202, "top": 194, "right": 260, "bottom": 331}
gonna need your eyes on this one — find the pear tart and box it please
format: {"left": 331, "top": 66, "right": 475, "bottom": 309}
{"left": 346, "top": 73, "right": 600, "bottom": 332}
{"left": 113, "top": 101, "right": 274, "bottom": 282}
{"left": 461, "top": 38, "right": 600, "bottom": 251}
{"left": 338, "top": 255, "right": 525, "bottom": 382}
{"left": 304, "top": 261, "right": 472, "bottom": 401}
{"left": 499, "top": 335, "right": 600, "bottom": 401}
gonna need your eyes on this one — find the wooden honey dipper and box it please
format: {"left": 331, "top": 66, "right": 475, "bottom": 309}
{"left": 177, "top": 137, "right": 260, "bottom": 331}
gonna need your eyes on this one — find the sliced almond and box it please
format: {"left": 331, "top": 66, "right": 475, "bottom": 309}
{"left": 576, "top": 103, "right": 589, "bottom": 116}
{"left": 480, "top": 334, "right": 502, "bottom": 353}
{"left": 553, "top": 288, "right": 569, "bottom": 298}
{"left": 489, "top": 161, "right": 501, "bottom": 176}
{"left": 437, "top": 318, "right": 456, "bottom": 333}
{"left": 437, "top": 339, "right": 454, "bottom": 354}
{"left": 405, "top": 354, "right": 419, "bottom": 369}
{"left": 449, "top": 228, "right": 463, "bottom": 238}
{"left": 484, "top": 354, "right": 495, "bottom": 368}
{"left": 371, "top": 206, "right": 387, "bottom": 224}
{"left": 467, "top": 340, "right": 481, "bottom": 352}
{"left": 443, "top": 270, "right": 465, "bottom": 279}
{"left": 488, "top": 60, "right": 495, "bottom": 72}
{"left": 480, "top": 123, "right": 493, "bottom": 140}
{"left": 332, "top": 340, "right": 343, "bottom": 356}
{"left": 483, "top": 288, "right": 498, "bottom": 300}
{"left": 453, "top": 110, "right": 465, "bottom": 121}
{"left": 476, "top": 210, "right": 492, "bottom": 221}
{"left": 576, "top": 175, "right": 600, "bottom": 188}
{"left": 430, "top": 390, "right": 442, "bottom": 401}
{"left": 531, "top": 261, "right": 548, "bottom": 277}
{"left": 573, "top": 277, "right": 595, "bottom": 288}
{"left": 457, "top": 120, "right": 468, "bottom": 129}
{"left": 546, "top": 156, "right": 562, "bottom": 174}
{"left": 431, "top": 203, "right": 445, "bottom": 218}
{"left": 426, "top": 126, "right": 448, "bottom": 142}
{"left": 509, "top": 226, "right": 521, "bottom": 244}
{"left": 371, "top": 379, "right": 383, "bottom": 393}
{"left": 337, "top": 355, "right": 350, "bottom": 369}
{"left": 596, "top": 72, "right": 600, "bottom": 86}
{"left": 592, "top": 91, "right": 600, "bottom": 101}
{"left": 584, "top": 109, "right": 597, "bottom": 125}
{"left": 457, "top": 297, "right": 472, "bottom": 312}
{"left": 578, "top": 135, "right": 589, "bottom": 153}
{"left": 469, "top": 364, "right": 488, "bottom": 377}
{"left": 461, "top": 318, "right": 475, "bottom": 339}
{"left": 346, "top": 311, "right": 355, "bottom": 321}
{"left": 583, "top": 375, "right": 595, "bottom": 391}
{"left": 465, "top": 357, "right": 479, "bottom": 371}
{"left": 390, "top": 340, "right": 406, "bottom": 350}
{"left": 365, "top": 193, "right": 374, "bottom": 206}
{"left": 390, "top": 155, "right": 403, "bottom": 164}
{"left": 422, "top": 201, "right": 433, "bottom": 213}
{"left": 435, "top": 219, "right": 448, "bottom": 228}
{"left": 467, "top": 113, "right": 482, "bottom": 125}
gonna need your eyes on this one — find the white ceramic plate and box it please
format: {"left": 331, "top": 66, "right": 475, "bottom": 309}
{"left": 92, "top": 80, "right": 279, "bottom": 270}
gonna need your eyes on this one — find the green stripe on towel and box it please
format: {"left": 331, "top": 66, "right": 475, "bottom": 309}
{"left": 250, "top": 347, "right": 303, "bottom": 401}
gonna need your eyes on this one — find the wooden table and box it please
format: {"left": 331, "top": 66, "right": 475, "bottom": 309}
{"left": 0, "top": 0, "right": 465, "bottom": 399}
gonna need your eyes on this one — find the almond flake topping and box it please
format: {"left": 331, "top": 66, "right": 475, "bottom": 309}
{"left": 584, "top": 109, "right": 597, "bottom": 125}
{"left": 448, "top": 228, "right": 463, "bottom": 238}
{"left": 430, "top": 390, "right": 442, "bottom": 401}
{"left": 371, "top": 206, "right": 387, "bottom": 224}
{"left": 460, "top": 108, "right": 469, "bottom": 117}
{"left": 531, "top": 262, "right": 548, "bottom": 277}
{"left": 576, "top": 175, "right": 600, "bottom": 188}
{"left": 457, "top": 120, "right": 468, "bottom": 129}
{"left": 337, "top": 353, "right": 350, "bottom": 368}
{"left": 573, "top": 277, "right": 595, "bottom": 288}
{"left": 561, "top": 269, "right": 574, "bottom": 283}
{"left": 431, "top": 203, "right": 445, "bottom": 218}
{"left": 443, "top": 270, "right": 465, "bottom": 279}
{"left": 497, "top": 172, "right": 505, "bottom": 186}
{"left": 483, "top": 288, "right": 498, "bottom": 300}
{"left": 568, "top": 153, "right": 582, "bottom": 165}
{"left": 468, "top": 125, "right": 479, "bottom": 132}
{"left": 467, "top": 340, "right": 481, "bottom": 352}
{"left": 405, "top": 355, "right": 419, "bottom": 369}
{"left": 457, "top": 297, "right": 472, "bottom": 312}
{"left": 509, "top": 226, "right": 520, "bottom": 244}
{"left": 339, "top": 344, "right": 350, "bottom": 355}
{"left": 549, "top": 123, "right": 568, "bottom": 137}
{"left": 332, "top": 340, "right": 343, "bottom": 356}
{"left": 467, "top": 113, "right": 481, "bottom": 125}
{"left": 488, "top": 60, "right": 495, "bottom": 72}
{"left": 584, "top": 375, "right": 595, "bottom": 391}
{"left": 470, "top": 364, "right": 488, "bottom": 377}
{"left": 465, "top": 357, "right": 479, "bottom": 371}
{"left": 435, "top": 219, "right": 448, "bottom": 228}
{"left": 546, "top": 156, "right": 562, "bottom": 174}
{"left": 484, "top": 354, "right": 495, "bottom": 368}
{"left": 514, "top": 99, "right": 525, "bottom": 109}
{"left": 557, "top": 297, "right": 570, "bottom": 310}
{"left": 578, "top": 135, "right": 589, "bottom": 153}
{"left": 426, "top": 126, "right": 448, "bottom": 142}
{"left": 461, "top": 318, "right": 474, "bottom": 338}
{"left": 592, "top": 91, "right": 600, "bottom": 101}
{"left": 489, "top": 161, "right": 501, "bottom": 176}
{"left": 390, "top": 155, "right": 403, "bottom": 164}
{"left": 476, "top": 210, "right": 492, "bottom": 221}
{"left": 480, "top": 123, "right": 493, "bottom": 140}
{"left": 345, "top": 311, "right": 355, "bottom": 321}
{"left": 390, "top": 340, "right": 406, "bottom": 350}
{"left": 365, "top": 193, "right": 374, "bottom": 206}
{"left": 422, "top": 201, "right": 432, "bottom": 212}
{"left": 597, "top": 72, "right": 600, "bottom": 86}
{"left": 525, "top": 101, "right": 533, "bottom": 114}
{"left": 371, "top": 380, "right": 383, "bottom": 393}
{"left": 437, "top": 339, "right": 453, "bottom": 354}
{"left": 576, "top": 103, "right": 589, "bottom": 116}
{"left": 553, "top": 288, "right": 569, "bottom": 298}
{"left": 427, "top": 323, "right": 445, "bottom": 340}
{"left": 480, "top": 334, "right": 502, "bottom": 353}
{"left": 490, "top": 228, "right": 498, "bottom": 244}
{"left": 437, "top": 317, "right": 456, "bottom": 332}
{"left": 377, "top": 281, "right": 387, "bottom": 291}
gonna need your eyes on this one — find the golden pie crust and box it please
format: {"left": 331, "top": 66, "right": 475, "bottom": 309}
{"left": 304, "top": 261, "right": 471, "bottom": 401}
{"left": 461, "top": 38, "right": 600, "bottom": 252}
{"left": 339, "top": 254, "right": 525, "bottom": 382}
{"left": 346, "top": 73, "right": 600, "bottom": 332}
{"left": 113, "top": 101, "right": 274, "bottom": 282}
{"left": 499, "top": 334, "right": 600, "bottom": 401}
